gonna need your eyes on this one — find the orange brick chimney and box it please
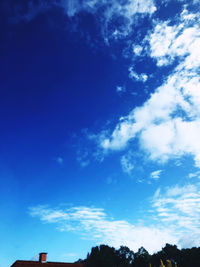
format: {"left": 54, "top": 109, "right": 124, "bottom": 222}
{"left": 39, "top": 253, "right": 47, "bottom": 263}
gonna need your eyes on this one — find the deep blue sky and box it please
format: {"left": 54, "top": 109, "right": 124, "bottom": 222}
{"left": 1, "top": 1, "right": 200, "bottom": 266}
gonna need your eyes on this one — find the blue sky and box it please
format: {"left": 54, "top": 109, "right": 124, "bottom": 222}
{"left": 1, "top": 0, "right": 200, "bottom": 266}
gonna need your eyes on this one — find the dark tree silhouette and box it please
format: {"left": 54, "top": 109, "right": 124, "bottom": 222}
{"left": 81, "top": 243, "right": 200, "bottom": 267}
{"left": 116, "top": 246, "right": 135, "bottom": 266}
{"left": 85, "top": 245, "right": 118, "bottom": 267}
{"left": 133, "top": 247, "right": 150, "bottom": 267}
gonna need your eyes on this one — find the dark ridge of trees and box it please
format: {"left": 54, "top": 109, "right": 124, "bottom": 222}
{"left": 76, "top": 243, "right": 200, "bottom": 267}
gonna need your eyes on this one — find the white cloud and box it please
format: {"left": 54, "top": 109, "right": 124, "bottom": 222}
{"left": 121, "top": 153, "right": 134, "bottom": 175}
{"left": 100, "top": 118, "right": 138, "bottom": 150}
{"left": 30, "top": 206, "right": 70, "bottom": 222}
{"left": 148, "top": 21, "right": 182, "bottom": 66}
{"left": 150, "top": 170, "right": 162, "bottom": 180}
{"left": 149, "top": 10, "right": 200, "bottom": 70}
{"left": 29, "top": 205, "right": 176, "bottom": 254}
{"left": 188, "top": 170, "right": 200, "bottom": 179}
{"left": 132, "top": 45, "right": 143, "bottom": 56}
{"left": 129, "top": 67, "right": 148, "bottom": 82}
{"left": 152, "top": 183, "right": 200, "bottom": 248}
{"left": 30, "top": 181, "right": 200, "bottom": 252}
{"left": 153, "top": 188, "right": 161, "bottom": 198}
{"left": 99, "top": 8, "right": 200, "bottom": 167}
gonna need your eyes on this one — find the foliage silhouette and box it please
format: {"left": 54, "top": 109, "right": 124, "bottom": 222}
{"left": 79, "top": 243, "right": 200, "bottom": 267}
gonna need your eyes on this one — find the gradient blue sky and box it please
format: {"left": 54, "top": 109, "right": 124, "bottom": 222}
{"left": 1, "top": 0, "right": 200, "bottom": 266}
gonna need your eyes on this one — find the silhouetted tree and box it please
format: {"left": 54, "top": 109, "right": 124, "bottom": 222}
{"left": 85, "top": 245, "right": 118, "bottom": 267}
{"left": 133, "top": 247, "right": 150, "bottom": 267}
{"left": 116, "top": 246, "right": 135, "bottom": 266}
{"left": 180, "top": 247, "right": 200, "bottom": 267}
{"left": 161, "top": 244, "right": 180, "bottom": 266}
{"left": 83, "top": 243, "right": 200, "bottom": 267}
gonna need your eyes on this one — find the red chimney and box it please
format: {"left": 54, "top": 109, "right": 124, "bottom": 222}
{"left": 39, "top": 253, "right": 47, "bottom": 263}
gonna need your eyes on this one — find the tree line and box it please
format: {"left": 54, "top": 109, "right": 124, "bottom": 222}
{"left": 75, "top": 243, "right": 200, "bottom": 267}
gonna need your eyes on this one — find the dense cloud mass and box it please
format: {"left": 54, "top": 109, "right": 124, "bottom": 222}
{"left": 100, "top": 7, "right": 200, "bottom": 167}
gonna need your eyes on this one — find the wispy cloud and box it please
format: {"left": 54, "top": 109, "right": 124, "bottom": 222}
{"left": 12, "top": 0, "right": 156, "bottom": 43}
{"left": 62, "top": 0, "right": 156, "bottom": 42}
{"left": 188, "top": 170, "right": 200, "bottom": 179}
{"left": 99, "top": 7, "right": 200, "bottom": 167}
{"left": 152, "top": 183, "right": 200, "bottom": 248}
{"left": 120, "top": 153, "right": 134, "bottom": 175}
{"left": 150, "top": 170, "right": 162, "bottom": 180}
{"left": 29, "top": 181, "right": 200, "bottom": 252}
{"left": 129, "top": 67, "right": 148, "bottom": 83}
{"left": 29, "top": 205, "right": 176, "bottom": 253}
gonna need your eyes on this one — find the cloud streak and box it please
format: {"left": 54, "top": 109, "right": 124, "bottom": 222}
{"left": 29, "top": 181, "right": 200, "bottom": 253}
{"left": 29, "top": 205, "right": 176, "bottom": 254}
{"left": 152, "top": 183, "right": 200, "bottom": 248}
{"left": 150, "top": 170, "right": 162, "bottom": 180}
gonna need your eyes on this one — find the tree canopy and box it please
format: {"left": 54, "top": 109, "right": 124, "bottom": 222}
{"left": 77, "top": 243, "right": 200, "bottom": 267}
